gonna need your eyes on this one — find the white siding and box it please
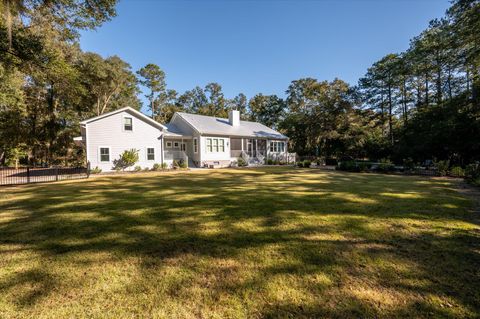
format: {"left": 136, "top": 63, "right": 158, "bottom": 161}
{"left": 86, "top": 110, "right": 163, "bottom": 172}
{"left": 200, "top": 136, "right": 231, "bottom": 162}
{"left": 171, "top": 115, "right": 201, "bottom": 162}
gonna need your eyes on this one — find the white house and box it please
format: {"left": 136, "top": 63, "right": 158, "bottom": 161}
{"left": 75, "top": 107, "right": 294, "bottom": 171}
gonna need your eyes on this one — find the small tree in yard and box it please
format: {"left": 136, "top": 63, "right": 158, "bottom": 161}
{"left": 114, "top": 149, "right": 139, "bottom": 171}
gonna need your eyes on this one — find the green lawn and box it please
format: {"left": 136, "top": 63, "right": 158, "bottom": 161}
{"left": 0, "top": 168, "right": 479, "bottom": 318}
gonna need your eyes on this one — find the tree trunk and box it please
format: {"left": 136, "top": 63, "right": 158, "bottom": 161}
{"left": 402, "top": 77, "right": 408, "bottom": 125}
{"left": 436, "top": 63, "right": 442, "bottom": 104}
{"left": 425, "top": 74, "right": 429, "bottom": 107}
{"left": 447, "top": 68, "right": 453, "bottom": 100}
{"left": 388, "top": 84, "right": 393, "bottom": 145}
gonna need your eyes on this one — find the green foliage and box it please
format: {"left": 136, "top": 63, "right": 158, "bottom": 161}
{"left": 248, "top": 94, "right": 285, "bottom": 128}
{"left": 337, "top": 161, "right": 357, "bottom": 172}
{"left": 434, "top": 160, "right": 450, "bottom": 176}
{"left": 89, "top": 166, "right": 102, "bottom": 174}
{"left": 161, "top": 162, "right": 168, "bottom": 170}
{"left": 465, "top": 163, "right": 480, "bottom": 186}
{"left": 134, "top": 166, "right": 142, "bottom": 172}
{"left": 377, "top": 159, "right": 394, "bottom": 173}
{"left": 179, "top": 160, "right": 188, "bottom": 169}
{"left": 449, "top": 166, "right": 465, "bottom": 177}
{"left": 137, "top": 64, "right": 166, "bottom": 119}
{"left": 403, "top": 158, "right": 415, "bottom": 171}
{"left": 113, "top": 149, "right": 139, "bottom": 171}
{"left": 237, "top": 157, "right": 247, "bottom": 167}
{"left": 303, "top": 160, "right": 311, "bottom": 168}
{"left": 152, "top": 163, "right": 161, "bottom": 171}
{"left": 267, "top": 159, "right": 274, "bottom": 165}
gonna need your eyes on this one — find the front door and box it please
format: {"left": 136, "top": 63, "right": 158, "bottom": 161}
{"left": 181, "top": 143, "right": 186, "bottom": 152}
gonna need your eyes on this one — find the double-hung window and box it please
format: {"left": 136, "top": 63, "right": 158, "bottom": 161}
{"left": 270, "top": 141, "right": 285, "bottom": 153}
{"left": 147, "top": 148, "right": 155, "bottom": 161}
{"left": 193, "top": 138, "right": 198, "bottom": 153}
{"left": 124, "top": 117, "right": 133, "bottom": 131}
{"left": 100, "top": 147, "right": 110, "bottom": 162}
{"left": 206, "top": 138, "right": 212, "bottom": 152}
{"left": 206, "top": 138, "right": 225, "bottom": 153}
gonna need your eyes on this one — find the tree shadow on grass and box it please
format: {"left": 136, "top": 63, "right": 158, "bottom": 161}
{"left": 0, "top": 168, "right": 478, "bottom": 317}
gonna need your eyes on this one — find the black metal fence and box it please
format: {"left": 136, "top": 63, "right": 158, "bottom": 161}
{"left": 0, "top": 165, "right": 90, "bottom": 186}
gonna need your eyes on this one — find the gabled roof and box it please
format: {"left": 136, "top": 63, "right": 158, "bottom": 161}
{"left": 174, "top": 112, "right": 288, "bottom": 139}
{"left": 80, "top": 107, "right": 166, "bottom": 130}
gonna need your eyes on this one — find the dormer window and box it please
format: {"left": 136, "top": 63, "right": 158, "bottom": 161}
{"left": 124, "top": 117, "right": 133, "bottom": 131}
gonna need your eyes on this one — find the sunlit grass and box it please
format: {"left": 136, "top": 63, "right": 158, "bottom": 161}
{"left": 0, "top": 167, "right": 479, "bottom": 318}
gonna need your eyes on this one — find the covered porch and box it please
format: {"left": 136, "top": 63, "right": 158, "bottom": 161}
{"left": 162, "top": 133, "right": 195, "bottom": 168}
{"left": 230, "top": 138, "right": 295, "bottom": 165}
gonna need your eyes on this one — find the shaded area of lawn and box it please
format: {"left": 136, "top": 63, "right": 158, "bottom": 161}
{"left": 0, "top": 168, "right": 479, "bottom": 318}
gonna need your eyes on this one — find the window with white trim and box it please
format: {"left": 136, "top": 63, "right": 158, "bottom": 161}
{"left": 124, "top": 117, "right": 133, "bottom": 131}
{"left": 100, "top": 147, "right": 110, "bottom": 162}
{"left": 206, "top": 138, "right": 226, "bottom": 153}
{"left": 206, "top": 138, "right": 212, "bottom": 152}
{"left": 219, "top": 139, "right": 225, "bottom": 152}
{"left": 147, "top": 148, "right": 155, "bottom": 161}
{"left": 270, "top": 141, "right": 285, "bottom": 153}
{"left": 193, "top": 138, "right": 198, "bottom": 153}
{"left": 166, "top": 141, "right": 172, "bottom": 148}
{"left": 174, "top": 142, "right": 179, "bottom": 148}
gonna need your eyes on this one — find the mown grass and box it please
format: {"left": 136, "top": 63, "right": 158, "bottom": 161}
{"left": 0, "top": 167, "right": 479, "bottom": 318}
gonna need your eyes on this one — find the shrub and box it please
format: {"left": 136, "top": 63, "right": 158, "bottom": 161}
{"left": 434, "top": 160, "right": 450, "bottom": 176}
{"left": 237, "top": 157, "right": 247, "bottom": 167}
{"left": 267, "top": 159, "right": 274, "bottom": 165}
{"left": 113, "top": 149, "right": 139, "bottom": 171}
{"left": 143, "top": 167, "right": 150, "bottom": 171}
{"left": 403, "top": 157, "right": 415, "bottom": 171}
{"left": 325, "top": 158, "right": 338, "bottom": 166}
{"left": 337, "top": 160, "right": 357, "bottom": 172}
{"left": 297, "top": 161, "right": 304, "bottom": 168}
{"left": 377, "top": 158, "right": 394, "bottom": 173}
{"left": 357, "top": 162, "right": 370, "bottom": 172}
{"left": 179, "top": 159, "right": 188, "bottom": 169}
{"left": 465, "top": 163, "right": 480, "bottom": 186}
{"left": 304, "top": 160, "right": 311, "bottom": 168}
{"left": 449, "top": 166, "right": 465, "bottom": 177}
{"left": 89, "top": 166, "right": 102, "bottom": 174}
{"left": 172, "top": 160, "right": 179, "bottom": 168}
{"left": 161, "top": 162, "right": 168, "bottom": 170}
{"left": 134, "top": 165, "right": 142, "bottom": 172}
{"left": 152, "top": 163, "right": 161, "bottom": 171}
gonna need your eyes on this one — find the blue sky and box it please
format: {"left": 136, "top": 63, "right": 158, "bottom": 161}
{"left": 80, "top": 0, "right": 450, "bottom": 111}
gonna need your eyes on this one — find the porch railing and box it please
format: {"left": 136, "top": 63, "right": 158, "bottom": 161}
{"left": 267, "top": 152, "right": 297, "bottom": 164}
{"left": 164, "top": 150, "right": 189, "bottom": 167}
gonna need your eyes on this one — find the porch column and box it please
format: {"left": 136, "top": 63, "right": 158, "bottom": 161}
{"left": 160, "top": 135, "right": 164, "bottom": 166}
{"left": 266, "top": 139, "right": 269, "bottom": 161}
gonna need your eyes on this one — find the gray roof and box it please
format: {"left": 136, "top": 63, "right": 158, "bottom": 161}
{"left": 175, "top": 112, "right": 288, "bottom": 139}
{"left": 164, "top": 123, "right": 188, "bottom": 137}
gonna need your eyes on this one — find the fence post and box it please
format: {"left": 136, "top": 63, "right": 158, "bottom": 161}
{"left": 27, "top": 167, "right": 30, "bottom": 183}
{"left": 55, "top": 167, "right": 58, "bottom": 181}
{"left": 87, "top": 161, "right": 90, "bottom": 178}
